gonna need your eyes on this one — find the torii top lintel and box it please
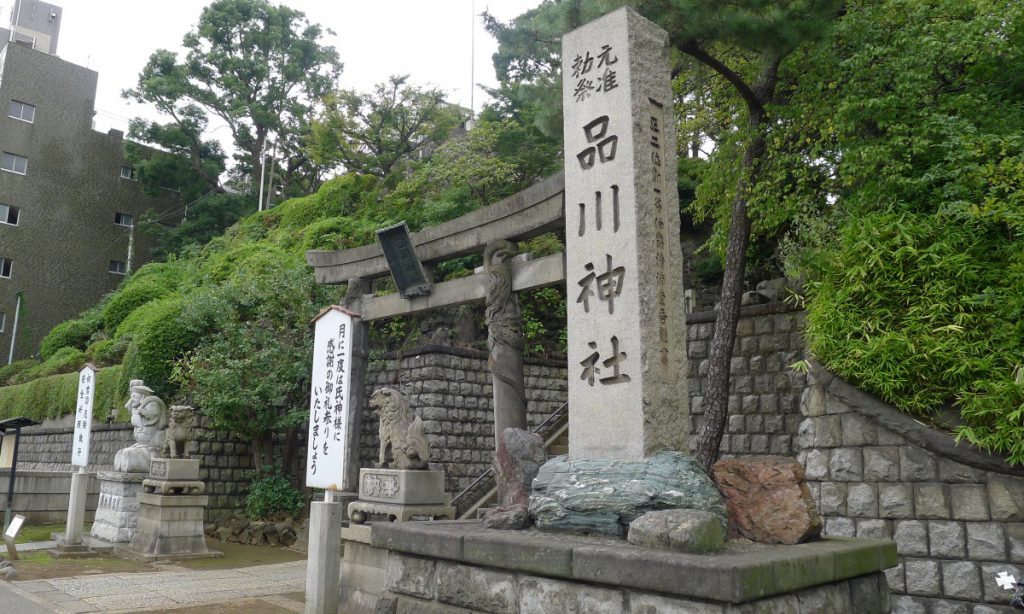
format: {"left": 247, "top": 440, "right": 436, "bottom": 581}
{"left": 305, "top": 173, "right": 565, "bottom": 285}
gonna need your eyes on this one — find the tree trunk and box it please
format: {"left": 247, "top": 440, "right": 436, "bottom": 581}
{"left": 694, "top": 110, "right": 766, "bottom": 473}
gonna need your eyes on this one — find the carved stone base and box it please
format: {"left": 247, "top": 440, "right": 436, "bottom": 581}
{"left": 142, "top": 479, "right": 205, "bottom": 495}
{"left": 347, "top": 501, "right": 456, "bottom": 524}
{"left": 149, "top": 458, "right": 200, "bottom": 481}
{"left": 90, "top": 471, "right": 147, "bottom": 543}
{"left": 358, "top": 468, "right": 447, "bottom": 504}
{"left": 122, "top": 492, "right": 220, "bottom": 560}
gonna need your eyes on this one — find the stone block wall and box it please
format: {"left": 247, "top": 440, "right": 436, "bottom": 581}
{"left": 8, "top": 415, "right": 253, "bottom": 520}
{"left": 686, "top": 302, "right": 807, "bottom": 457}
{"left": 363, "top": 345, "right": 567, "bottom": 495}
{"left": 799, "top": 363, "right": 1024, "bottom": 613}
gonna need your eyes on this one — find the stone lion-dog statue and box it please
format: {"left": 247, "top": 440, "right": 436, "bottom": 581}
{"left": 162, "top": 405, "right": 195, "bottom": 459}
{"left": 371, "top": 387, "right": 430, "bottom": 470}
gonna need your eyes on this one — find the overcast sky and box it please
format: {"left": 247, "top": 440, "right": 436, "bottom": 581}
{"left": 9, "top": 0, "right": 543, "bottom": 137}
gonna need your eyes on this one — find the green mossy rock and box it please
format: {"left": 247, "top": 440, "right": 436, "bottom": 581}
{"left": 530, "top": 451, "right": 727, "bottom": 538}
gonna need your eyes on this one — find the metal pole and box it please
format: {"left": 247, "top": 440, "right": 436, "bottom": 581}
{"left": 257, "top": 146, "right": 267, "bottom": 212}
{"left": 6, "top": 291, "right": 21, "bottom": 365}
{"left": 3, "top": 426, "right": 21, "bottom": 533}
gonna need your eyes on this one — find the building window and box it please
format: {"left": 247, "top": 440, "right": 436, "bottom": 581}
{"left": 0, "top": 257, "right": 11, "bottom": 278}
{"left": 114, "top": 212, "right": 133, "bottom": 227}
{"left": 0, "top": 204, "right": 18, "bottom": 225}
{"left": 1, "top": 152, "right": 27, "bottom": 175}
{"left": 12, "top": 33, "right": 35, "bottom": 49}
{"left": 109, "top": 260, "right": 126, "bottom": 275}
{"left": 8, "top": 100, "right": 34, "bottom": 123}
{"left": 119, "top": 165, "right": 135, "bottom": 180}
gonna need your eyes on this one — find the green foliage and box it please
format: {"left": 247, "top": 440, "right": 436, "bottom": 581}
{"left": 0, "top": 359, "right": 38, "bottom": 387}
{"left": 309, "top": 75, "right": 463, "bottom": 179}
{"left": 244, "top": 466, "right": 305, "bottom": 520}
{"left": 119, "top": 296, "right": 201, "bottom": 400}
{"left": 804, "top": 210, "right": 1023, "bottom": 461}
{"left": 124, "top": 0, "right": 342, "bottom": 193}
{"left": 103, "top": 279, "right": 174, "bottom": 333}
{"left": 694, "top": 253, "right": 724, "bottom": 284}
{"left": 39, "top": 306, "right": 103, "bottom": 360}
{"left": 520, "top": 287, "right": 567, "bottom": 358}
{"left": 86, "top": 338, "right": 128, "bottom": 366}
{"left": 143, "top": 194, "right": 253, "bottom": 258}
{"left": 0, "top": 365, "right": 124, "bottom": 422}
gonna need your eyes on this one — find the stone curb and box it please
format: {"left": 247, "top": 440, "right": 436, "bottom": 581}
{"left": 369, "top": 521, "right": 896, "bottom": 604}
{"left": 808, "top": 361, "right": 1024, "bottom": 476}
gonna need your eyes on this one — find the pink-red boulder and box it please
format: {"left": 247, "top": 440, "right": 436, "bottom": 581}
{"left": 483, "top": 428, "right": 546, "bottom": 530}
{"left": 711, "top": 455, "right": 822, "bottom": 545}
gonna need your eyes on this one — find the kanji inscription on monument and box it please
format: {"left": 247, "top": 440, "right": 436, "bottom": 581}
{"left": 71, "top": 364, "right": 97, "bottom": 467}
{"left": 563, "top": 7, "right": 687, "bottom": 460}
{"left": 306, "top": 306, "right": 358, "bottom": 490}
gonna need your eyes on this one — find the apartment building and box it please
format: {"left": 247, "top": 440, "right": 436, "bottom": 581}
{"left": 0, "top": 1, "right": 178, "bottom": 362}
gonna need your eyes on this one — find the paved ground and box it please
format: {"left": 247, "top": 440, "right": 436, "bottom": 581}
{"left": 3, "top": 560, "right": 307, "bottom": 613}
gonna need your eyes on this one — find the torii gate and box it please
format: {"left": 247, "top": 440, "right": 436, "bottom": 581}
{"left": 305, "top": 172, "right": 568, "bottom": 492}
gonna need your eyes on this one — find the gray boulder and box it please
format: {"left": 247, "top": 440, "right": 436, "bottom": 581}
{"left": 628, "top": 509, "right": 725, "bottom": 553}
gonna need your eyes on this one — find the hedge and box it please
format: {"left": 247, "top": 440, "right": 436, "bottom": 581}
{"left": 0, "top": 365, "right": 125, "bottom": 423}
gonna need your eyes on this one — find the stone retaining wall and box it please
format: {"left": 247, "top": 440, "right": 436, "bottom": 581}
{"left": 686, "top": 302, "right": 807, "bottom": 457}
{"left": 799, "top": 362, "right": 1024, "bottom": 613}
{"left": 7, "top": 415, "right": 253, "bottom": 521}
{"left": 0, "top": 470, "right": 99, "bottom": 523}
{"left": 363, "top": 345, "right": 568, "bottom": 495}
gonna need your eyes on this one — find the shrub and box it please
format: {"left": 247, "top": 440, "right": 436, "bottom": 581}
{"left": 15, "top": 347, "right": 87, "bottom": 383}
{"left": 86, "top": 338, "right": 128, "bottom": 366}
{"left": 805, "top": 210, "right": 1024, "bottom": 463}
{"left": 39, "top": 306, "right": 104, "bottom": 360}
{"left": 244, "top": 466, "right": 305, "bottom": 520}
{"left": 119, "top": 296, "right": 205, "bottom": 400}
{"left": 0, "top": 359, "right": 38, "bottom": 387}
{"left": 103, "top": 278, "right": 173, "bottom": 333}
{"left": 0, "top": 365, "right": 124, "bottom": 422}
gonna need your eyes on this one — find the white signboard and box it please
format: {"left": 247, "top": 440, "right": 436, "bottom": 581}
{"left": 71, "top": 364, "right": 97, "bottom": 467}
{"left": 305, "top": 306, "right": 357, "bottom": 490}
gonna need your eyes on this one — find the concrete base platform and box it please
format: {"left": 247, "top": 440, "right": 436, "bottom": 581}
{"left": 46, "top": 543, "right": 98, "bottom": 559}
{"left": 50, "top": 532, "right": 115, "bottom": 554}
{"left": 121, "top": 492, "right": 220, "bottom": 561}
{"left": 350, "top": 521, "right": 898, "bottom": 613}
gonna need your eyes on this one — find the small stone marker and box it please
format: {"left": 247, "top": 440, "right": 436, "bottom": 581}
{"left": 71, "top": 364, "right": 97, "bottom": 467}
{"left": 305, "top": 305, "right": 358, "bottom": 491}
{"left": 563, "top": 7, "right": 687, "bottom": 460}
{"left": 3, "top": 513, "right": 23, "bottom": 559}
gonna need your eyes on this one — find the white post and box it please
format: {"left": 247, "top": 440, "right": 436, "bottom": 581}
{"left": 6, "top": 292, "right": 20, "bottom": 365}
{"left": 64, "top": 467, "right": 88, "bottom": 546}
{"left": 305, "top": 496, "right": 342, "bottom": 614}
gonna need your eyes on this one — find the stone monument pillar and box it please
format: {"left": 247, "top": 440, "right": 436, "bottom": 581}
{"left": 563, "top": 7, "right": 688, "bottom": 461}
{"left": 91, "top": 380, "right": 166, "bottom": 544}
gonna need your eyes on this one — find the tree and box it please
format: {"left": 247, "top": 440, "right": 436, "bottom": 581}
{"left": 756, "top": 0, "right": 1024, "bottom": 463}
{"left": 308, "top": 75, "right": 464, "bottom": 181}
{"left": 124, "top": 109, "right": 227, "bottom": 201}
{"left": 124, "top": 0, "right": 342, "bottom": 195}
{"left": 491, "top": 0, "right": 842, "bottom": 471}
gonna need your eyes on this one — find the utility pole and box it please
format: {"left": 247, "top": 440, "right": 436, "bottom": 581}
{"left": 126, "top": 222, "right": 135, "bottom": 276}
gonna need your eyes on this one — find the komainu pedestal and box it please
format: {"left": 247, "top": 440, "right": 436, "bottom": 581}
{"left": 123, "top": 458, "right": 219, "bottom": 560}
{"left": 348, "top": 468, "right": 454, "bottom": 523}
{"left": 91, "top": 471, "right": 147, "bottom": 543}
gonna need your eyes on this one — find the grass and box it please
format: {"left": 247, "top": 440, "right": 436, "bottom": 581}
{"left": 4, "top": 538, "right": 305, "bottom": 581}
{"left": 14, "top": 522, "right": 84, "bottom": 544}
